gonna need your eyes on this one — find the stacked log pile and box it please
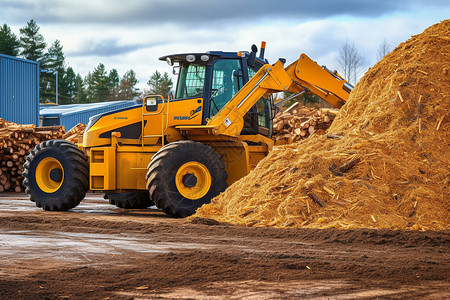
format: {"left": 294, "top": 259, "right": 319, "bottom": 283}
{"left": 272, "top": 103, "right": 339, "bottom": 143}
{"left": 0, "top": 118, "right": 64, "bottom": 192}
{"left": 62, "top": 123, "right": 86, "bottom": 143}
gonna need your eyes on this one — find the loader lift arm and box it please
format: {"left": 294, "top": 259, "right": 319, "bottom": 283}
{"left": 178, "top": 53, "right": 353, "bottom": 138}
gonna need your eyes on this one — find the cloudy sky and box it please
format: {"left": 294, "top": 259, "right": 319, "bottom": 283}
{"left": 1, "top": 0, "right": 449, "bottom": 90}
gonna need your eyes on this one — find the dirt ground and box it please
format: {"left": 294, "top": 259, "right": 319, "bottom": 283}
{"left": 0, "top": 192, "right": 448, "bottom": 299}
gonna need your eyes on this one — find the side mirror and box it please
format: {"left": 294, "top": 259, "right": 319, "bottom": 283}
{"left": 172, "top": 66, "right": 180, "bottom": 75}
{"left": 248, "top": 44, "right": 258, "bottom": 68}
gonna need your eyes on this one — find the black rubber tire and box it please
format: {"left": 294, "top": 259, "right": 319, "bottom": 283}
{"left": 146, "top": 141, "right": 228, "bottom": 218}
{"left": 107, "top": 192, "right": 154, "bottom": 209}
{"left": 23, "top": 140, "right": 89, "bottom": 211}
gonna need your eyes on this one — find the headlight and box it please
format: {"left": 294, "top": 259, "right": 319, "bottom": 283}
{"left": 186, "top": 55, "right": 196, "bottom": 62}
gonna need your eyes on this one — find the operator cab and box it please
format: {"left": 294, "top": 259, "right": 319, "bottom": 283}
{"left": 159, "top": 44, "right": 273, "bottom": 137}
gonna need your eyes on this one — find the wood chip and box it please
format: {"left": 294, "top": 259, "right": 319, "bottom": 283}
{"left": 436, "top": 115, "right": 445, "bottom": 130}
{"left": 397, "top": 90, "right": 404, "bottom": 102}
{"left": 323, "top": 186, "right": 335, "bottom": 196}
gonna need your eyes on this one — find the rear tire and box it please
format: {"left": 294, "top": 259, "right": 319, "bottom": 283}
{"left": 146, "top": 141, "right": 228, "bottom": 217}
{"left": 107, "top": 192, "right": 154, "bottom": 209}
{"left": 23, "top": 140, "right": 89, "bottom": 211}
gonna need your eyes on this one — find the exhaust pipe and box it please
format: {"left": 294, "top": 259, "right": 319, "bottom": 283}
{"left": 259, "top": 41, "right": 266, "bottom": 60}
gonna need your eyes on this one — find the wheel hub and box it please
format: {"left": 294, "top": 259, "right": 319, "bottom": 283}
{"left": 36, "top": 157, "right": 64, "bottom": 193}
{"left": 182, "top": 173, "right": 198, "bottom": 188}
{"left": 49, "top": 168, "right": 63, "bottom": 182}
{"left": 175, "top": 162, "right": 211, "bottom": 200}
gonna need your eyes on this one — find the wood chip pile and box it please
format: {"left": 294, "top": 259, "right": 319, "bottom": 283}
{"left": 273, "top": 104, "right": 338, "bottom": 143}
{"left": 193, "top": 20, "right": 450, "bottom": 231}
{"left": 0, "top": 119, "right": 85, "bottom": 192}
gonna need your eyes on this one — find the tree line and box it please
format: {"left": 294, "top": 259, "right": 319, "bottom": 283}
{"left": 2, "top": 19, "right": 391, "bottom": 106}
{"left": 0, "top": 19, "right": 173, "bottom": 104}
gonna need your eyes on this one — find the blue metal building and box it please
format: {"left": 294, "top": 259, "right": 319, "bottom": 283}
{"left": 40, "top": 100, "right": 140, "bottom": 131}
{"left": 0, "top": 54, "right": 40, "bottom": 125}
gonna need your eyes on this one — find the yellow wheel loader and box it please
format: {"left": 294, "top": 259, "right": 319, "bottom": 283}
{"left": 23, "top": 43, "right": 352, "bottom": 217}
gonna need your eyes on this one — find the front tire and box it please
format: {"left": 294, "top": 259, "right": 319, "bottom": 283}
{"left": 23, "top": 140, "right": 89, "bottom": 211}
{"left": 146, "top": 141, "right": 228, "bottom": 217}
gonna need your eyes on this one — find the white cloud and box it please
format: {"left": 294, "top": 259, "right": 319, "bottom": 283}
{"left": 1, "top": 0, "right": 448, "bottom": 91}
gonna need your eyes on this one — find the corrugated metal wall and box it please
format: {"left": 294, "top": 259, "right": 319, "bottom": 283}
{"left": 0, "top": 54, "right": 40, "bottom": 125}
{"left": 40, "top": 100, "right": 140, "bottom": 131}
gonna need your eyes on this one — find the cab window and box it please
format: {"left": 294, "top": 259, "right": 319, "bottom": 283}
{"left": 256, "top": 97, "right": 270, "bottom": 128}
{"left": 248, "top": 67, "right": 256, "bottom": 79}
{"left": 176, "top": 63, "right": 206, "bottom": 99}
{"left": 210, "top": 59, "right": 244, "bottom": 116}
{"left": 242, "top": 60, "right": 272, "bottom": 136}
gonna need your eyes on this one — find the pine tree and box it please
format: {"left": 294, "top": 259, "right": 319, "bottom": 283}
{"left": 119, "top": 69, "right": 140, "bottom": 100}
{"left": 46, "top": 40, "right": 65, "bottom": 73}
{"left": 0, "top": 24, "right": 21, "bottom": 56}
{"left": 61, "top": 67, "right": 76, "bottom": 104}
{"left": 74, "top": 73, "right": 86, "bottom": 103}
{"left": 147, "top": 70, "right": 173, "bottom": 97}
{"left": 44, "top": 40, "right": 66, "bottom": 103}
{"left": 19, "top": 19, "right": 47, "bottom": 64}
{"left": 106, "top": 69, "right": 120, "bottom": 101}
{"left": 20, "top": 19, "right": 49, "bottom": 102}
{"left": 91, "top": 63, "right": 109, "bottom": 102}
{"left": 85, "top": 72, "right": 94, "bottom": 102}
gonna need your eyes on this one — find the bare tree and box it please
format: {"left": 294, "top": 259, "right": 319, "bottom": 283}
{"left": 377, "top": 39, "right": 391, "bottom": 61}
{"left": 336, "top": 41, "right": 366, "bottom": 85}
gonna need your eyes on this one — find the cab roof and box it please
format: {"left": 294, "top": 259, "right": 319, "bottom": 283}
{"left": 159, "top": 51, "right": 245, "bottom": 63}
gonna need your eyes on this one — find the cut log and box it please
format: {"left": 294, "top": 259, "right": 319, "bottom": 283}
{"left": 284, "top": 102, "right": 299, "bottom": 114}
{"left": 35, "top": 125, "right": 63, "bottom": 132}
{"left": 3, "top": 181, "right": 11, "bottom": 190}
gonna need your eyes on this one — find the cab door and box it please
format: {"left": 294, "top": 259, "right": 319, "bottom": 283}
{"left": 209, "top": 58, "right": 244, "bottom": 117}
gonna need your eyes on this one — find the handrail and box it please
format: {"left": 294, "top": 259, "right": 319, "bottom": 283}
{"left": 141, "top": 95, "right": 166, "bottom": 147}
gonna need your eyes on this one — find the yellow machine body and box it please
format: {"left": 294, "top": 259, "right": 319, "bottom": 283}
{"left": 83, "top": 88, "right": 275, "bottom": 191}
{"left": 85, "top": 141, "right": 270, "bottom": 191}
{"left": 82, "top": 47, "right": 351, "bottom": 194}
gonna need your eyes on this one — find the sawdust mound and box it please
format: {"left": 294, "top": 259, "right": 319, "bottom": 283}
{"left": 194, "top": 20, "right": 450, "bottom": 230}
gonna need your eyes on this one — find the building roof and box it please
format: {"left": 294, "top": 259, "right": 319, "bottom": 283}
{"left": 40, "top": 100, "right": 140, "bottom": 117}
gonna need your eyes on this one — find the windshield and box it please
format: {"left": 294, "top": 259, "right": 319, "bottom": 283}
{"left": 210, "top": 58, "right": 244, "bottom": 116}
